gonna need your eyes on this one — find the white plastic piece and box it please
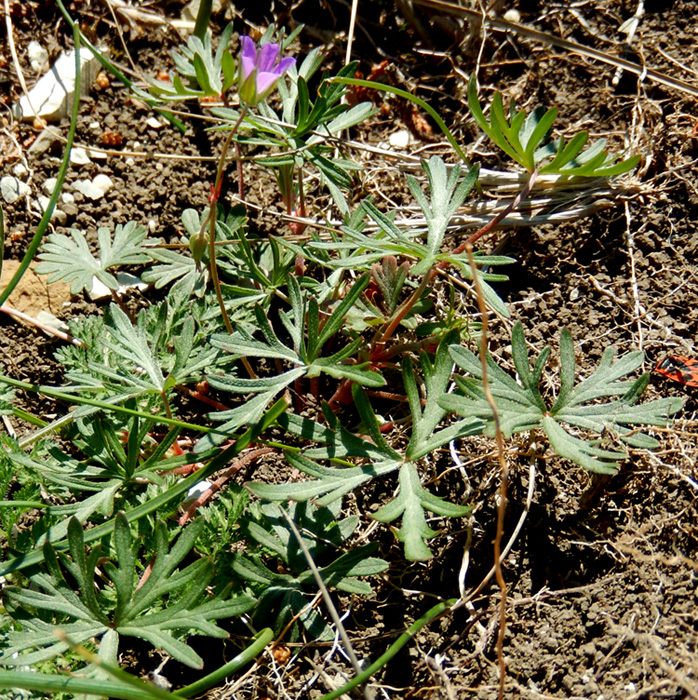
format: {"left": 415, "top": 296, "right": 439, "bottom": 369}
{"left": 88, "top": 272, "right": 148, "bottom": 301}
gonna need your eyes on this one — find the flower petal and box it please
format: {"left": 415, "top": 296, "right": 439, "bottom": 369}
{"left": 257, "top": 42, "right": 280, "bottom": 73}
{"left": 255, "top": 70, "right": 281, "bottom": 98}
{"left": 240, "top": 36, "right": 257, "bottom": 80}
{"left": 276, "top": 56, "right": 296, "bottom": 77}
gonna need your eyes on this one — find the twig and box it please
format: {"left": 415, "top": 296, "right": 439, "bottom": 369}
{"left": 413, "top": 0, "right": 698, "bottom": 99}
{"left": 623, "top": 201, "right": 644, "bottom": 349}
{"left": 466, "top": 244, "right": 508, "bottom": 700}
{"left": 0, "top": 304, "right": 85, "bottom": 346}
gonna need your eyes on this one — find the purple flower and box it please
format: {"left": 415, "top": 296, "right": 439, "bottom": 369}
{"left": 239, "top": 36, "right": 295, "bottom": 107}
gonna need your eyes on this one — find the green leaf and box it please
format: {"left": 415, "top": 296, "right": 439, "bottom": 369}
{"left": 36, "top": 222, "right": 149, "bottom": 295}
{"left": 443, "top": 323, "right": 682, "bottom": 473}
{"left": 372, "top": 462, "right": 470, "bottom": 561}
{"left": 1, "top": 515, "right": 255, "bottom": 670}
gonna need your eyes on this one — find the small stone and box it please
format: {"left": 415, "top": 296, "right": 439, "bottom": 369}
{"left": 145, "top": 116, "right": 164, "bottom": 129}
{"left": 1, "top": 176, "right": 30, "bottom": 203}
{"left": 70, "top": 147, "right": 92, "bottom": 165}
{"left": 43, "top": 177, "right": 58, "bottom": 195}
{"left": 61, "top": 192, "right": 74, "bottom": 204}
{"left": 89, "top": 121, "right": 101, "bottom": 130}
{"left": 389, "top": 129, "right": 411, "bottom": 149}
{"left": 35, "top": 196, "right": 67, "bottom": 225}
{"left": 62, "top": 201, "right": 78, "bottom": 216}
{"left": 28, "top": 127, "right": 61, "bottom": 156}
{"left": 92, "top": 174, "right": 113, "bottom": 195}
{"left": 72, "top": 179, "right": 105, "bottom": 200}
{"left": 13, "top": 163, "right": 28, "bottom": 178}
{"left": 148, "top": 219, "right": 157, "bottom": 233}
{"left": 503, "top": 9, "right": 521, "bottom": 22}
{"left": 17, "top": 48, "right": 103, "bottom": 122}
{"left": 125, "top": 157, "right": 135, "bottom": 167}
{"left": 87, "top": 149, "right": 108, "bottom": 160}
{"left": 27, "top": 41, "right": 49, "bottom": 72}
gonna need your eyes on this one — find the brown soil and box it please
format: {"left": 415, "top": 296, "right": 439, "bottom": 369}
{"left": 1, "top": 1, "right": 697, "bottom": 699}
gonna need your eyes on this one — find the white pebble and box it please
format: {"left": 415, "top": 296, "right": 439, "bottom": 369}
{"left": 503, "top": 9, "right": 521, "bottom": 23}
{"left": 89, "top": 121, "right": 101, "bottom": 130}
{"left": 27, "top": 41, "right": 48, "bottom": 72}
{"left": 72, "top": 179, "right": 105, "bottom": 200}
{"left": 62, "top": 192, "right": 75, "bottom": 204}
{"left": 1, "top": 176, "right": 30, "bottom": 203}
{"left": 69, "top": 147, "right": 92, "bottom": 165}
{"left": 92, "top": 173, "right": 113, "bottom": 195}
{"left": 389, "top": 129, "right": 411, "bottom": 149}
{"left": 146, "top": 116, "right": 164, "bottom": 129}
{"left": 148, "top": 219, "right": 157, "bottom": 233}
{"left": 43, "top": 177, "right": 58, "bottom": 195}
{"left": 35, "top": 195, "right": 67, "bottom": 225}
{"left": 12, "top": 163, "right": 28, "bottom": 178}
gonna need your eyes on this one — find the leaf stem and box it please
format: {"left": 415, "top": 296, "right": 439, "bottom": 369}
{"left": 330, "top": 77, "right": 473, "bottom": 170}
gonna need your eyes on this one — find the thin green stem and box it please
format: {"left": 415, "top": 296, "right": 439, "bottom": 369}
{"left": 0, "top": 374, "right": 216, "bottom": 434}
{"left": 319, "top": 599, "right": 455, "bottom": 700}
{"left": 0, "top": 25, "right": 81, "bottom": 309}
{"left": 174, "top": 629, "right": 274, "bottom": 697}
{"left": 0, "top": 671, "right": 172, "bottom": 700}
{"left": 330, "top": 77, "right": 473, "bottom": 170}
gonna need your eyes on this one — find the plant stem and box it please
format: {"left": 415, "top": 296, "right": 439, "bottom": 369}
{"left": 207, "top": 106, "right": 248, "bottom": 336}
{"left": 319, "top": 599, "right": 455, "bottom": 700}
{"left": 460, "top": 168, "right": 538, "bottom": 250}
{"left": 466, "top": 244, "right": 509, "bottom": 700}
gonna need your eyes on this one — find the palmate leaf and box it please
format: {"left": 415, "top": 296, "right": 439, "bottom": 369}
{"left": 233, "top": 500, "right": 387, "bottom": 640}
{"left": 441, "top": 322, "right": 682, "bottom": 473}
{"left": 207, "top": 274, "right": 384, "bottom": 426}
{"left": 0, "top": 514, "right": 255, "bottom": 670}
{"left": 467, "top": 76, "right": 640, "bottom": 176}
{"left": 249, "top": 333, "right": 479, "bottom": 560}
{"left": 36, "top": 222, "right": 149, "bottom": 295}
{"left": 147, "top": 23, "right": 236, "bottom": 100}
